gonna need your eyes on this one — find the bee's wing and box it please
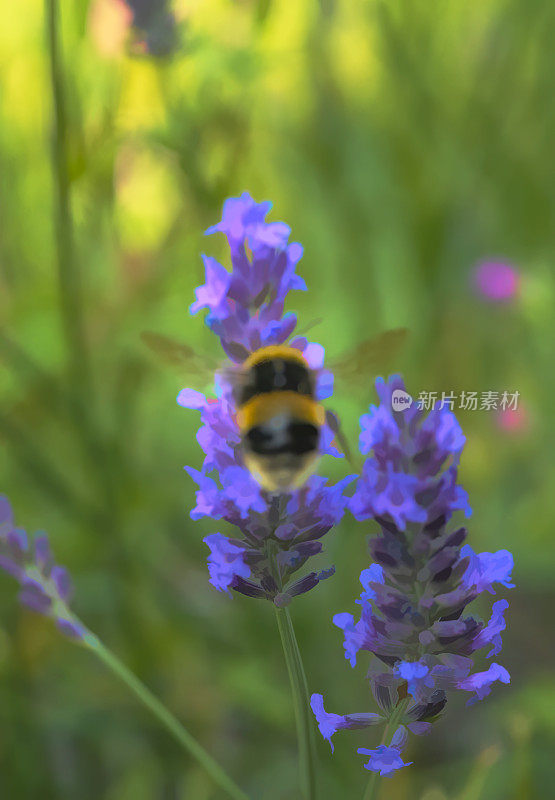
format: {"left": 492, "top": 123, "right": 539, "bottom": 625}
{"left": 140, "top": 331, "right": 221, "bottom": 387}
{"left": 328, "top": 327, "right": 409, "bottom": 385}
{"left": 322, "top": 329, "right": 408, "bottom": 461}
{"left": 293, "top": 317, "right": 324, "bottom": 338}
{"left": 324, "top": 409, "right": 361, "bottom": 471}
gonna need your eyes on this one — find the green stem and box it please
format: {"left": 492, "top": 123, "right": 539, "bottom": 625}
{"left": 80, "top": 631, "right": 249, "bottom": 800}
{"left": 362, "top": 700, "right": 410, "bottom": 800}
{"left": 45, "top": 0, "right": 145, "bottom": 653}
{"left": 45, "top": 0, "right": 91, "bottom": 399}
{"left": 46, "top": 0, "right": 116, "bottom": 501}
{"left": 274, "top": 606, "right": 318, "bottom": 800}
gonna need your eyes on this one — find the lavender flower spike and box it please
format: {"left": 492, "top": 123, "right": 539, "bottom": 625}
{"left": 0, "top": 495, "right": 86, "bottom": 640}
{"left": 311, "top": 376, "right": 514, "bottom": 777}
{"left": 180, "top": 194, "right": 354, "bottom": 604}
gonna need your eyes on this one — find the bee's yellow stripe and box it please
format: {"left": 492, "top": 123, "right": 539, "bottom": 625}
{"left": 236, "top": 391, "right": 324, "bottom": 431}
{"left": 242, "top": 345, "right": 308, "bottom": 371}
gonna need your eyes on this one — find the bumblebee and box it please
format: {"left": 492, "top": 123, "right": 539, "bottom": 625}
{"left": 234, "top": 345, "right": 325, "bottom": 491}
{"left": 142, "top": 328, "right": 407, "bottom": 492}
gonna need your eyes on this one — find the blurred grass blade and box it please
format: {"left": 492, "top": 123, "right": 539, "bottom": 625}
{"left": 455, "top": 745, "right": 502, "bottom": 800}
{"left": 45, "top": 0, "right": 91, "bottom": 403}
{"left": 0, "top": 331, "right": 60, "bottom": 395}
{"left": 81, "top": 631, "right": 250, "bottom": 800}
{"left": 0, "top": 413, "right": 102, "bottom": 527}
{"left": 255, "top": 0, "right": 272, "bottom": 26}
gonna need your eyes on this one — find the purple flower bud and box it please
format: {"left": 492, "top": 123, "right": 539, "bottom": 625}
{"left": 278, "top": 566, "right": 335, "bottom": 605}
{"left": 0, "top": 495, "right": 14, "bottom": 527}
{"left": 51, "top": 566, "right": 73, "bottom": 602}
{"left": 7, "top": 528, "right": 29, "bottom": 559}
{"left": 34, "top": 533, "right": 53, "bottom": 574}
{"left": 19, "top": 578, "right": 52, "bottom": 614}
{"left": 407, "top": 721, "right": 432, "bottom": 735}
{"left": 0, "top": 554, "right": 24, "bottom": 581}
{"left": 390, "top": 725, "right": 409, "bottom": 750}
{"left": 405, "top": 689, "right": 447, "bottom": 724}
{"left": 56, "top": 618, "right": 86, "bottom": 640}
{"left": 230, "top": 577, "right": 267, "bottom": 599}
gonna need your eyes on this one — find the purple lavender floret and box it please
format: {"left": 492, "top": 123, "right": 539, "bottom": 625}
{"left": 204, "top": 533, "right": 251, "bottom": 595}
{"left": 311, "top": 376, "right": 514, "bottom": 776}
{"left": 191, "top": 192, "right": 307, "bottom": 364}
{"left": 0, "top": 495, "right": 85, "bottom": 639}
{"left": 310, "top": 694, "right": 383, "bottom": 753}
{"left": 180, "top": 194, "right": 352, "bottom": 603}
{"left": 458, "top": 662, "right": 511, "bottom": 703}
{"left": 357, "top": 743, "right": 413, "bottom": 777}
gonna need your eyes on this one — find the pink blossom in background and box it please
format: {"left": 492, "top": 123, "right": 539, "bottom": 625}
{"left": 473, "top": 260, "right": 520, "bottom": 303}
{"left": 497, "top": 406, "right": 530, "bottom": 434}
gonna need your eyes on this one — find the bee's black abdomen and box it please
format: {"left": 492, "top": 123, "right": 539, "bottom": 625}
{"left": 239, "top": 358, "right": 314, "bottom": 406}
{"left": 245, "top": 421, "right": 319, "bottom": 456}
{"left": 288, "top": 422, "right": 320, "bottom": 454}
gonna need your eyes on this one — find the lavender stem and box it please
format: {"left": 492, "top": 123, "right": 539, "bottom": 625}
{"left": 362, "top": 699, "right": 410, "bottom": 800}
{"left": 275, "top": 606, "right": 318, "bottom": 800}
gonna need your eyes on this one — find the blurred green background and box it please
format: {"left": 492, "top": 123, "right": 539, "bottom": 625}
{"left": 1, "top": 0, "right": 554, "bottom": 798}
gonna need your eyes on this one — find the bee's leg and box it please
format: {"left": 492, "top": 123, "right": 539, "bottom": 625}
{"left": 325, "top": 409, "right": 361, "bottom": 472}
